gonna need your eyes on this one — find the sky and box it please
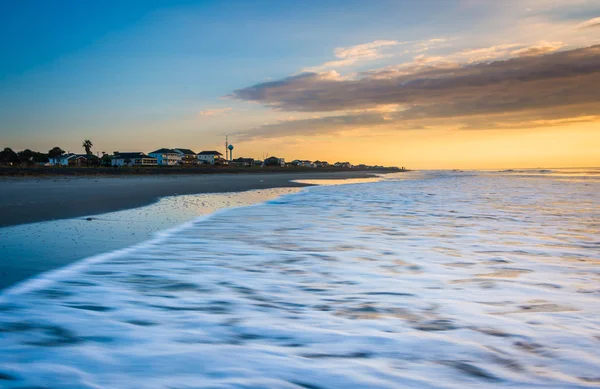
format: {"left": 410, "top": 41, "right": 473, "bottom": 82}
{"left": 0, "top": 0, "right": 599, "bottom": 169}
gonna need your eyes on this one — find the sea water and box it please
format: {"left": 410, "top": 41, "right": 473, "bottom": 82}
{"left": 0, "top": 169, "right": 599, "bottom": 388}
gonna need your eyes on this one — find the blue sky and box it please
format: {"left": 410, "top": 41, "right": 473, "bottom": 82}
{"left": 1, "top": 0, "right": 599, "bottom": 167}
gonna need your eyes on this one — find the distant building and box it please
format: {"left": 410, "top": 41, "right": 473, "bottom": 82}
{"left": 197, "top": 151, "right": 223, "bottom": 165}
{"left": 112, "top": 152, "right": 157, "bottom": 167}
{"left": 147, "top": 149, "right": 182, "bottom": 166}
{"left": 313, "top": 160, "right": 329, "bottom": 168}
{"left": 48, "top": 153, "right": 94, "bottom": 166}
{"left": 230, "top": 157, "right": 255, "bottom": 167}
{"left": 291, "top": 159, "right": 314, "bottom": 167}
{"left": 334, "top": 162, "right": 353, "bottom": 168}
{"left": 173, "top": 148, "right": 198, "bottom": 165}
{"left": 264, "top": 156, "right": 285, "bottom": 166}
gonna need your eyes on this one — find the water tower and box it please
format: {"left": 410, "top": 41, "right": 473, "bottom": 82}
{"left": 228, "top": 144, "right": 234, "bottom": 161}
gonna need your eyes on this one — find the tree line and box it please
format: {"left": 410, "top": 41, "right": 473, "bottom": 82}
{"left": 0, "top": 140, "right": 112, "bottom": 166}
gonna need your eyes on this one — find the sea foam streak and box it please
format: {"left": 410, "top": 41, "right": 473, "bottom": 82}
{"left": 0, "top": 171, "right": 599, "bottom": 388}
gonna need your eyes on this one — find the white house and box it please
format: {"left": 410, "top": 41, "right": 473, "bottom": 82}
{"left": 112, "top": 152, "right": 157, "bottom": 167}
{"left": 292, "top": 159, "right": 314, "bottom": 167}
{"left": 148, "top": 149, "right": 182, "bottom": 166}
{"left": 197, "top": 150, "right": 223, "bottom": 165}
{"left": 48, "top": 153, "right": 89, "bottom": 166}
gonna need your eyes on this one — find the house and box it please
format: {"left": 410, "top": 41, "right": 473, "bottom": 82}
{"left": 197, "top": 151, "right": 223, "bottom": 165}
{"left": 334, "top": 162, "right": 353, "bottom": 168}
{"left": 291, "top": 159, "right": 313, "bottom": 167}
{"left": 230, "top": 157, "right": 255, "bottom": 167}
{"left": 264, "top": 156, "right": 285, "bottom": 166}
{"left": 173, "top": 148, "right": 197, "bottom": 165}
{"left": 148, "top": 149, "right": 182, "bottom": 166}
{"left": 48, "top": 153, "right": 91, "bottom": 166}
{"left": 313, "top": 160, "right": 330, "bottom": 168}
{"left": 112, "top": 152, "right": 157, "bottom": 167}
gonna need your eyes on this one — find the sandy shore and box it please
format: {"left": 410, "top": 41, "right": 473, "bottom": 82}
{"left": 0, "top": 171, "right": 380, "bottom": 228}
{"left": 0, "top": 187, "right": 306, "bottom": 290}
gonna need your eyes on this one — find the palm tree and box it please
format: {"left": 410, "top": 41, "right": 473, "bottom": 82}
{"left": 82, "top": 139, "right": 93, "bottom": 154}
{"left": 82, "top": 139, "right": 93, "bottom": 155}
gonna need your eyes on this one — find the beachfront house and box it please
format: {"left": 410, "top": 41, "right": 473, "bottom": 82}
{"left": 173, "top": 148, "right": 198, "bottom": 165}
{"left": 148, "top": 149, "right": 182, "bottom": 166}
{"left": 112, "top": 152, "right": 158, "bottom": 167}
{"left": 292, "top": 159, "right": 313, "bottom": 167}
{"left": 48, "top": 153, "right": 93, "bottom": 166}
{"left": 334, "top": 162, "right": 353, "bottom": 168}
{"left": 264, "top": 156, "right": 285, "bottom": 167}
{"left": 313, "top": 161, "right": 330, "bottom": 168}
{"left": 230, "top": 157, "right": 255, "bottom": 167}
{"left": 197, "top": 151, "right": 223, "bottom": 165}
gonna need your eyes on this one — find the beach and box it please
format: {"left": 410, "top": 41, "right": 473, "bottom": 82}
{"left": 0, "top": 169, "right": 599, "bottom": 388}
{"left": 0, "top": 172, "right": 383, "bottom": 289}
{"left": 0, "top": 171, "right": 380, "bottom": 228}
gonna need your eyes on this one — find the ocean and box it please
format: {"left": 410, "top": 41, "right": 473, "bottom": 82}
{"left": 0, "top": 169, "right": 599, "bottom": 388}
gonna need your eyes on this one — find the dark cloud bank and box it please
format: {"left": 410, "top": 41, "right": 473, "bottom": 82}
{"left": 231, "top": 45, "right": 600, "bottom": 139}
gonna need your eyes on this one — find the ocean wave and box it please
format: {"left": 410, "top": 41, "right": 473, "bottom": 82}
{"left": 1, "top": 174, "right": 599, "bottom": 388}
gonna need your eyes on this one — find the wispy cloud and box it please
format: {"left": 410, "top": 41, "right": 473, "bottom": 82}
{"left": 303, "top": 40, "right": 402, "bottom": 72}
{"left": 510, "top": 41, "right": 565, "bottom": 57}
{"left": 334, "top": 40, "right": 401, "bottom": 60}
{"left": 576, "top": 16, "right": 600, "bottom": 29}
{"left": 198, "top": 107, "right": 232, "bottom": 117}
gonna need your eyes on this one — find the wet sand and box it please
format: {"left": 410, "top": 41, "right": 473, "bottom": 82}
{"left": 0, "top": 171, "right": 378, "bottom": 228}
{"left": 0, "top": 188, "right": 303, "bottom": 290}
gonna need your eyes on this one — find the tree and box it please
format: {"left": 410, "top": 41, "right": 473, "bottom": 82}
{"left": 48, "top": 146, "right": 65, "bottom": 165}
{"left": 82, "top": 139, "right": 93, "bottom": 155}
{"left": 17, "top": 149, "right": 48, "bottom": 165}
{"left": 100, "top": 154, "right": 112, "bottom": 167}
{"left": 0, "top": 147, "right": 19, "bottom": 165}
{"left": 17, "top": 149, "right": 34, "bottom": 165}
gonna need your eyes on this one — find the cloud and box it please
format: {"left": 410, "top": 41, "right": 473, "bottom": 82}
{"left": 231, "top": 45, "right": 600, "bottom": 139}
{"left": 334, "top": 40, "right": 401, "bottom": 60}
{"left": 198, "top": 107, "right": 232, "bottom": 117}
{"left": 576, "top": 16, "right": 600, "bottom": 29}
{"left": 457, "top": 44, "right": 521, "bottom": 62}
{"left": 303, "top": 40, "right": 402, "bottom": 72}
{"left": 510, "top": 41, "right": 565, "bottom": 57}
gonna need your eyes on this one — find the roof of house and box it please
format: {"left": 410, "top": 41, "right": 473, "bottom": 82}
{"left": 114, "top": 152, "right": 156, "bottom": 159}
{"left": 63, "top": 153, "right": 93, "bottom": 159}
{"left": 148, "top": 148, "right": 178, "bottom": 154}
{"left": 174, "top": 148, "right": 196, "bottom": 155}
{"left": 232, "top": 157, "right": 254, "bottom": 162}
{"left": 198, "top": 150, "right": 223, "bottom": 156}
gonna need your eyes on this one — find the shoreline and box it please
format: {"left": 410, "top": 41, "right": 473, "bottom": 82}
{"left": 0, "top": 187, "right": 307, "bottom": 290}
{"left": 0, "top": 171, "right": 391, "bottom": 228}
{"left": 0, "top": 166, "right": 400, "bottom": 177}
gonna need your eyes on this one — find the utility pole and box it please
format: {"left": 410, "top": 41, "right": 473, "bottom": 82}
{"left": 225, "top": 135, "right": 229, "bottom": 160}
